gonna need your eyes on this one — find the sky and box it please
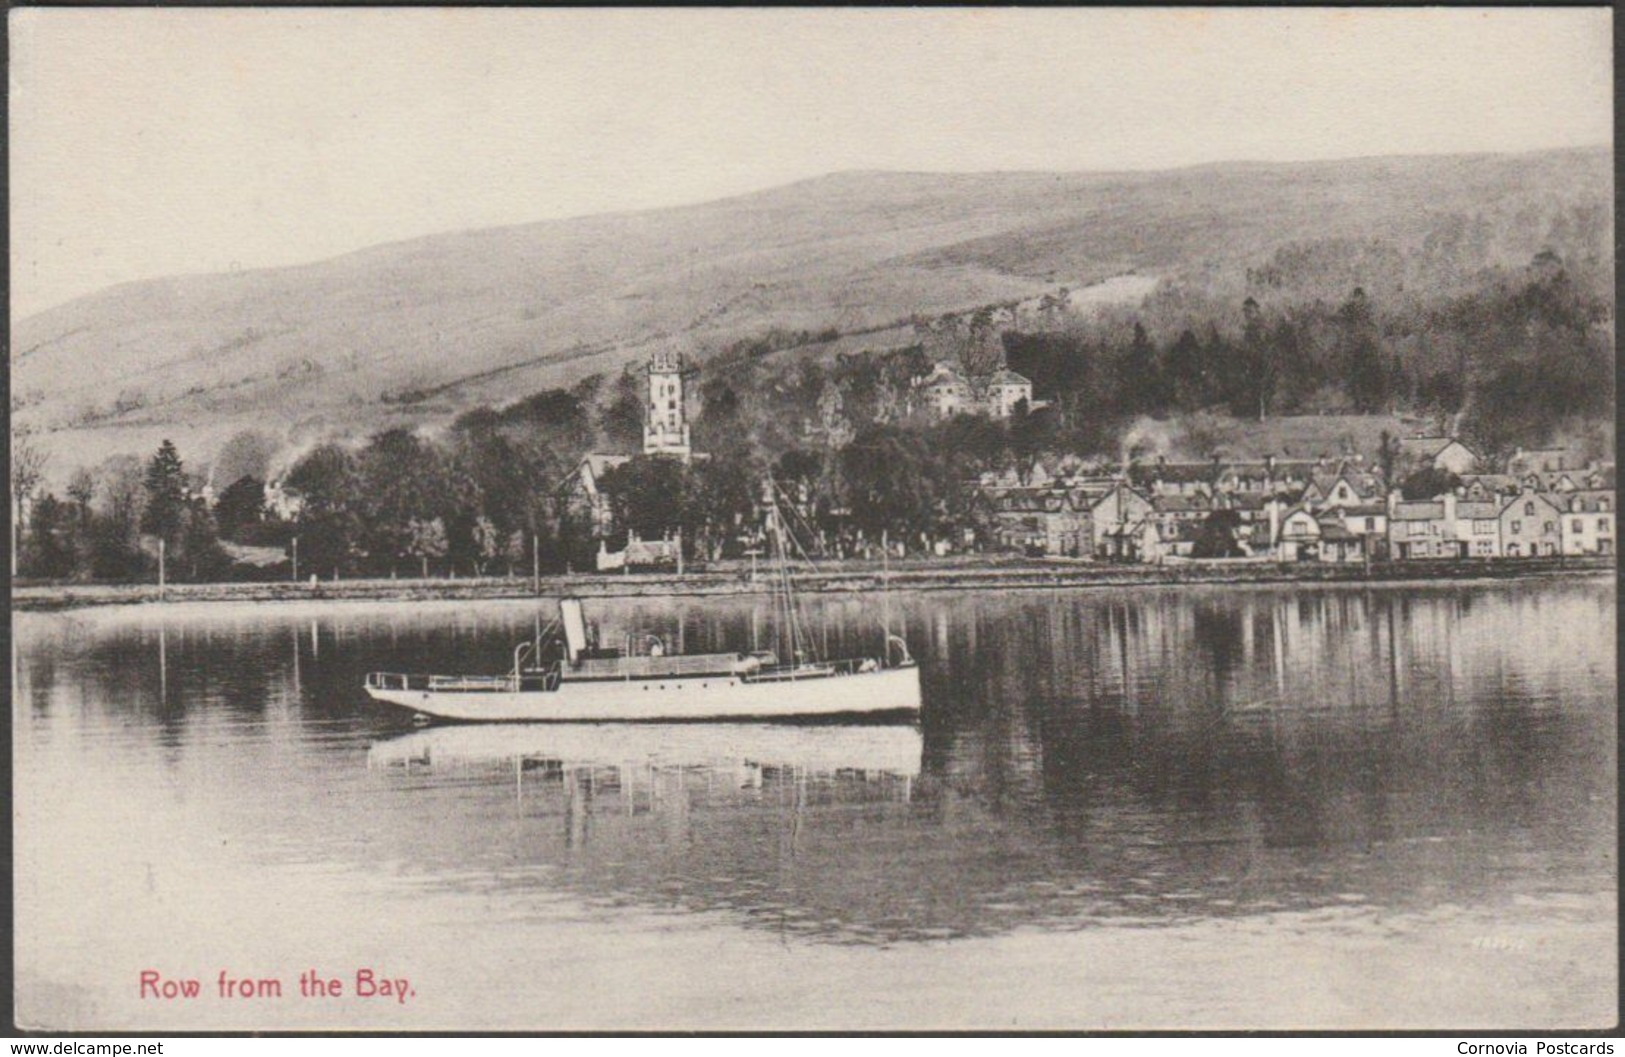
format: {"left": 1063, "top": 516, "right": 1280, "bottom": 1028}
{"left": 9, "top": 7, "right": 1613, "bottom": 321}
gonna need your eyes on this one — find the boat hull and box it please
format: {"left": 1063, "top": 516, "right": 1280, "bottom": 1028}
{"left": 364, "top": 663, "right": 922, "bottom": 723}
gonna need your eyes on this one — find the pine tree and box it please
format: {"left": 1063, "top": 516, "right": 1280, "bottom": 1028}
{"left": 140, "top": 440, "right": 188, "bottom": 546}
{"left": 1118, "top": 322, "right": 1164, "bottom": 413}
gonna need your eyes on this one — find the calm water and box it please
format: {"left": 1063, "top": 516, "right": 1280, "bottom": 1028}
{"left": 13, "top": 579, "right": 1617, "bottom": 1030}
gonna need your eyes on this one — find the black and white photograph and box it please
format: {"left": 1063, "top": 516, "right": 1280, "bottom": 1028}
{"left": 8, "top": 7, "right": 1616, "bottom": 1034}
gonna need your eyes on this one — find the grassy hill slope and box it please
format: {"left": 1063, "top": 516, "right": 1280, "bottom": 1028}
{"left": 12, "top": 146, "right": 1609, "bottom": 475}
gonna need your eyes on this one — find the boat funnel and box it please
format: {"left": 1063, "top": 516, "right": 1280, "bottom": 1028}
{"left": 559, "top": 597, "right": 588, "bottom": 662}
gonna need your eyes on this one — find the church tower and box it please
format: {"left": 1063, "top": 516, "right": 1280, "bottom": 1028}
{"left": 643, "top": 350, "right": 692, "bottom": 459}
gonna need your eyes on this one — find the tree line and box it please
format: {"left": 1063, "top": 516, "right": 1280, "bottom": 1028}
{"left": 14, "top": 251, "right": 1612, "bottom": 582}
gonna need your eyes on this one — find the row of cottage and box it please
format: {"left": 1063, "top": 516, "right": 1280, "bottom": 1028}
{"left": 978, "top": 452, "right": 1615, "bottom": 563}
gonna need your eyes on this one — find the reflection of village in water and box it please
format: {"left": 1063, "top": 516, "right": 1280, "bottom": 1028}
{"left": 16, "top": 581, "right": 1613, "bottom": 946}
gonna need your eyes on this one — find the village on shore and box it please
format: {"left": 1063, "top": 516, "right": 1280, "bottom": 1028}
{"left": 561, "top": 351, "right": 1616, "bottom": 573}
{"left": 12, "top": 339, "right": 1616, "bottom": 601}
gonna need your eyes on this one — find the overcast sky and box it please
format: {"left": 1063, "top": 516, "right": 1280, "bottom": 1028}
{"left": 10, "top": 7, "right": 1612, "bottom": 320}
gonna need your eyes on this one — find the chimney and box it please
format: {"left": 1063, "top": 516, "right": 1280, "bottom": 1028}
{"left": 1264, "top": 453, "right": 1276, "bottom": 474}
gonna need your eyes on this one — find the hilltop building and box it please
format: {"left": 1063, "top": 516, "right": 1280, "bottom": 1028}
{"left": 921, "top": 362, "right": 1037, "bottom": 419}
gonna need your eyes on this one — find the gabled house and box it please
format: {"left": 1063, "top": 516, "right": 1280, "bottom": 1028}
{"left": 986, "top": 369, "right": 1035, "bottom": 418}
{"left": 1398, "top": 436, "right": 1479, "bottom": 476}
{"left": 921, "top": 362, "right": 1035, "bottom": 420}
{"left": 1275, "top": 505, "right": 1322, "bottom": 562}
{"left": 1459, "top": 474, "right": 1520, "bottom": 502}
{"left": 1089, "top": 483, "right": 1154, "bottom": 559}
{"left": 1142, "top": 460, "right": 1216, "bottom": 498}
{"left": 557, "top": 452, "right": 634, "bottom": 537}
{"left": 1579, "top": 464, "right": 1616, "bottom": 491}
{"left": 922, "top": 363, "right": 974, "bottom": 418}
{"left": 1520, "top": 470, "right": 1581, "bottom": 494}
{"left": 1499, "top": 491, "right": 1563, "bottom": 557}
{"left": 1302, "top": 468, "right": 1381, "bottom": 512}
{"left": 977, "top": 486, "right": 1091, "bottom": 557}
{"left": 1213, "top": 457, "right": 1319, "bottom": 499}
{"left": 1507, "top": 447, "right": 1579, "bottom": 475}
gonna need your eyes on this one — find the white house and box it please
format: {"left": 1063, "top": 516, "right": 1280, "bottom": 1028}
{"left": 1559, "top": 490, "right": 1615, "bottom": 556}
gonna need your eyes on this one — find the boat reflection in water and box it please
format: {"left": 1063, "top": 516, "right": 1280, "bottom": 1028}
{"left": 367, "top": 721, "right": 923, "bottom": 804}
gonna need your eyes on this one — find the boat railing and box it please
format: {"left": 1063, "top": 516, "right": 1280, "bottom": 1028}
{"left": 745, "top": 655, "right": 900, "bottom": 682}
{"left": 366, "top": 669, "right": 560, "bottom": 693}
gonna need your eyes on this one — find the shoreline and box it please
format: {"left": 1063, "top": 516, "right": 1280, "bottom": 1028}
{"left": 11, "top": 556, "right": 1615, "bottom": 611}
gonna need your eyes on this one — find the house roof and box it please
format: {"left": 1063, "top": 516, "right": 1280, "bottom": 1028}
{"left": 1522, "top": 471, "right": 1580, "bottom": 492}
{"left": 1561, "top": 489, "right": 1615, "bottom": 514}
{"left": 1456, "top": 500, "right": 1502, "bottom": 520}
{"left": 1216, "top": 460, "right": 1321, "bottom": 484}
{"left": 1392, "top": 501, "right": 1445, "bottom": 521}
{"left": 1221, "top": 492, "right": 1269, "bottom": 511}
{"left": 1397, "top": 436, "right": 1462, "bottom": 458}
{"left": 988, "top": 368, "right": 1031, "bottom": 387}
{"left": 1460, "top": 474, "right": 1519, "bottom": 495}
{"left": 1317, "top": 520, "right": 1359, "bottom": 542}
{"left": 1152, "top": 494, "right": 1212, "bottom": 514}
{"left": 1500, "top": 492, "right": 1562, "bottom": 517}
{"left": 1149, "top": 462, "right": 1217, "bottom": 484}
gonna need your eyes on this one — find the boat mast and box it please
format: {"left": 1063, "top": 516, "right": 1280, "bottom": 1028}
{"left": 881, "top": 528, "right": 891, "bottom": 657}
{"left": 765, "top": 477, "right": 815, "bottom": 665}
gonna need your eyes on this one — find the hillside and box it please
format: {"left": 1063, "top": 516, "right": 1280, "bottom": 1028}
{"left": 11, "top": 146, "right": 1611, "bottom": 476}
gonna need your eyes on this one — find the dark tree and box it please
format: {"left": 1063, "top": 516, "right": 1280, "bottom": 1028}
{"left": 1399, "top": 467, "right": 1464, "bottom": 501}
{"left": 839, "top": 425, "right": 940, "bottom": 550}
{"left": 1337, "top": 287, "right": 1390, "bottom": 412}
{"left": 1117, "top": 322, "right": 1166, "bottom": 413}
{"left": 600, "top": 368, "right": 647, "bottom": 453}
{"left": 20, "top": 494, "right": 74, "bottom": 579}
{"left": 11, "top": 435, "right": 47, "bottom": 542}
{"left": 1165, "top": 329, "right": 1206, "bottom": 410}
{"left": 1239, "top": 297, "right": 1275, "bottom": 421}
{"left": 140, "top": 440, "right": 189, "bottom": 546}
{"left": 1377, "top": 430, "right": 1401, "bottom": 492}
{"left": 214, "top": 475, "right": 267, "bottom": 542}
{"left": 284, "top": 443, "right": 362, "bottom": 577}
{"left": 1191, "top": 509, "right": 1245, "bottom": 559}
{"left": 597, "top": 455, "right": 690, "bottom": 542}
{"left": 356, "top": 430, "right": 452, "bottom": 571}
